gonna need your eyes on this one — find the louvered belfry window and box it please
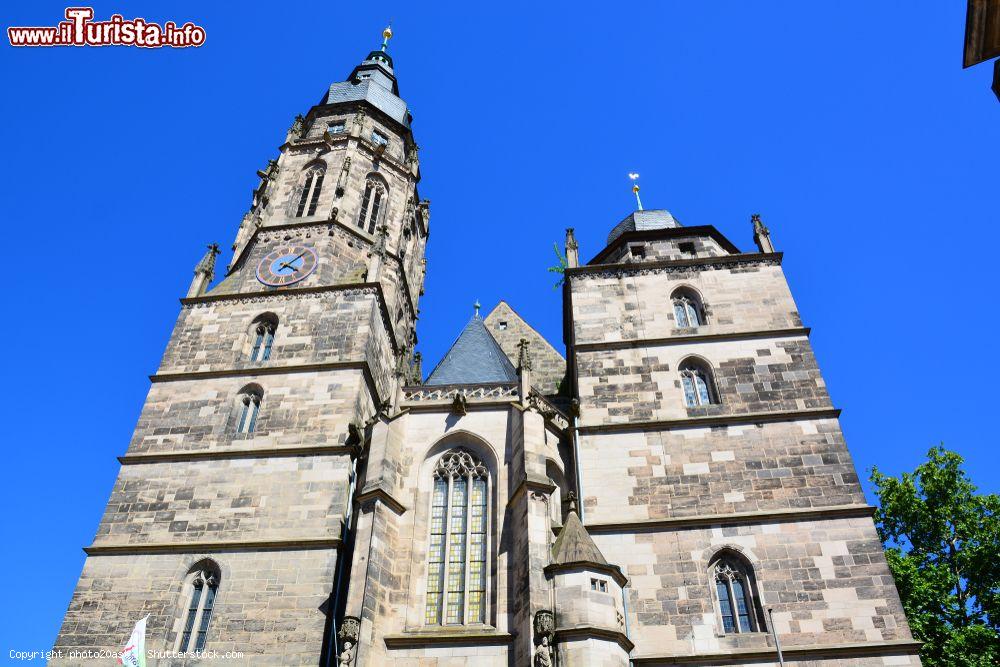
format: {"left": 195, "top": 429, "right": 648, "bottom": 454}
{"left": 425, "top": 449, "right": 489, "bottom": 625}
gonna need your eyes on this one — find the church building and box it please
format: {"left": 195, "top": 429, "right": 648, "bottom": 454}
{"left": 54, "top": 28, "right": 922, "bottom": 666}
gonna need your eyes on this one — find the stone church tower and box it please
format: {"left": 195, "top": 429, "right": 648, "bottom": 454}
{"left": 54, "top": 31, "right": 922, "bottom": 667}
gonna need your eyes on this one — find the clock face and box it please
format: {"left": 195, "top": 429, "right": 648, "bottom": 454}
{"left": 256, "top": 245, "right": 319, "bottom": 287}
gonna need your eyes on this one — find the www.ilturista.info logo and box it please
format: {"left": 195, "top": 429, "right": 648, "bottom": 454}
{"left": 8, "top": 7, "right": 206, "bottom": 48}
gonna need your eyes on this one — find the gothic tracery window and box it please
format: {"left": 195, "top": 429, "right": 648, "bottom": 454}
{"left": 425, "top": 449, "right": 489, "bottom": 626}
{"left": 295, "top": 165, "right": 325, "bottom": 218}
{"left": 672, "top": 288, "right": 704, "bottom": 328}
{"left": 236, "top": 385, "right": 263, "bottom": 434}
{"left": 176, "top": 562, "right": 221, "bottom": 653}
{"left": 711, "top": 553, "right": 764, "bottom": 634}
{"left": 358, "top": 178, "right": 386, "bottom": 234}
{"left": 248, "top": 315, "right": 277, "bottom": 362}
{"left": 679, "top": 359, "right": 717, "bottom": 408}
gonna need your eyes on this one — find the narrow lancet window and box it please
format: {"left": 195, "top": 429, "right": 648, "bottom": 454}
{"left": 358, "top": 178, "right": 386, "bottom": 234}
{"left": 671, "top": 288, "right": 705, "bottom": 328}
{"left": 295, "top": 166, "right": 325, "bottom": 217}
{"left": 176, "top": 562, "right": 221, "bottom": 653}
{"left": 711, "top": 553, "right": 764, "bottom": 634}
{"left": 236, "top": 386, "right": 263, "bottom": 434}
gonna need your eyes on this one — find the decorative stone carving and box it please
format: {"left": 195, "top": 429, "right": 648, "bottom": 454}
{"left": 534, "top": 610, "right": 555, "bottom": 666}
{"left": 337, "top": 616, "right": 360, "bottom": 665}
{"left": 450, "top": 392, "right": 468, "bottom": 416}
{"left": 434, "top": 449, "right": 487, "bottom": 480}
{"left": 336, "top": 156, "right": 351, "bottom": 197}
{"left": 287, "top": 114, "right": 306, "bottom": 141}
{"left": 517, "top": 338, "right": 533, "bottom": 371}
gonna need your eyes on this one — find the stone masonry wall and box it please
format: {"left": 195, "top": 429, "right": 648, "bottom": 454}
{"left": 578, "top": 417, "right": 865, "bottom": 525}
{"left": 54, "top": 549, "right": 336, "bottom": 666}
{"left": 92, "top": 455, "right": 350, "bottom": 546}
{"left": 577, "top": 335, "right": 830, "bottom": 426}
{"left": 571, "top": 262, "right": 801, "bottom": 346}
{"left": 128, "top": 370, "right": 366, "bottom": 456}
{"left": 484, "top": 301, "right": 567, "bottom": 396}
{"left": 595, "top": 516, "right": 913, "bottom": 659}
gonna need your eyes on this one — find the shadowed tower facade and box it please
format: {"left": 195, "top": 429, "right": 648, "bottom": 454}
{"left": 54, "top": 31, "right": 922, "bottom": 667}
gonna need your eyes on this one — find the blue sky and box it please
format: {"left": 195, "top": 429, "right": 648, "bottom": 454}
{"left": 1, "top": 0, "right": 997, "bottom": 656}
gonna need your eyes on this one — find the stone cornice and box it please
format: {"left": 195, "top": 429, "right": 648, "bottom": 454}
{"left": 117, "top": 445, "right": 354, "bottom": 465}
{"left": 567, "top": 252, "right": 782, "bottom": 282}
{"left": 580, "top": 504, "right": 876, "bottom": 534}
{"left": 553, "top": 625, "right": 634, "bottom": 653}
{"left": 575, "top": 408, "right": 841, "bottom": 435}
{"left": 84, "top": 537, "right": 342, "bottom": 556}
{"left": 382, "top": 629, "right": 514, "bottom": 648}
{"left": 573, "top": 327, "right": 810, "bottom": 353}
{"left": 545, "top": 561, "right": 629, "bottom": 588}
{"left": 355, "top": 487, "right": 407, "bottom": 515}
{"left": 180, "top": 281, "right": 376, "bottom": 308}
{"left": 631, "top": 639, "right": 922, "bottom": 665}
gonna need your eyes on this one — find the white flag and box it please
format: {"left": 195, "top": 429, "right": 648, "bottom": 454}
{"left": 117, "top": 614, "right": 147, "bottom": 667}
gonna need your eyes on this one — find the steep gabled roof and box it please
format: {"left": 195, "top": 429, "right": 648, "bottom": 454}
{"left": 424, "top": 314, "right": 518, "bottom": 386}
{"left": 550, "top": 511, "right": 608, "bottom": 566}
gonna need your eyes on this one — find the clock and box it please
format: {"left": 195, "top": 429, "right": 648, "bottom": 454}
{"left": 256, "top": 244, "right": 318, "bottom": 287}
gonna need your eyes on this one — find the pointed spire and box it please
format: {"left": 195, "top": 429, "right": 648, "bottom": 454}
{"left": 195, "top": 243, "right": 220, "bottom": 275}
{"left": 187, "top": 243, "right": 220, "bottom": 298}
{"left": 551, "top": 498, "right": 608, "bottom": 566}
{"left": 751, "top": 213, "right": 775, "bottom": 254}
{"left": 565, "top": 228, "right": 579, "bottom": 268}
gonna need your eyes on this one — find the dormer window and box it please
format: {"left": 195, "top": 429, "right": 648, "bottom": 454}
{"left": 371, "top": 130, "right": 389, "bottom": 146}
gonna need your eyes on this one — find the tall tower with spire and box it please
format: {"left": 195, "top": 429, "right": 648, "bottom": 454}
{"left": 53, "top": 28, "right": 428, "bottom": 665}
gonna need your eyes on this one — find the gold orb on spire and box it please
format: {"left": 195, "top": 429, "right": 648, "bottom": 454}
{"left": 383, "top": 25, "right": 393, "bottom": 41}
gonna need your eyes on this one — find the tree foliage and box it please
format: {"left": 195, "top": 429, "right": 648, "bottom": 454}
{"left": 547, "top": 243, "right": 568, "bottom": 288}
{"left": 871, "top": 446, "right": 1000, "bottom": 666}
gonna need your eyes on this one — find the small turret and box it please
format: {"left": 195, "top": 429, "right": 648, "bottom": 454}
{"left": 186, "top": 243, "right": 220, "bottom": 298}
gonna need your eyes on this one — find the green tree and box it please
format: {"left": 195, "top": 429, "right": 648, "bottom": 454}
{"left": 871, "top": 446, "right": 1000, "bottom": 666}
{"left": 547, "top": 243, "right": 568, "bottom": 288}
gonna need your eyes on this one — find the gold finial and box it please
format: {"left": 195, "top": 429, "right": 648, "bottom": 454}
{"left": 628, "top": 172, "right": 643, "bottom": 211}
{"left": 381, "top": 24, "right": 393, "bottom": 51}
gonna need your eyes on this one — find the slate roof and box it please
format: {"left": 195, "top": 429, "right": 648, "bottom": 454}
{"left": 606, "top": 209, "right": 682, "bottom": 246}
{"left": 321, "top": 50, "right": 409, "bottom": 126}
{"left": 424, "top": 315, "right": 518, "bottom": 386}
{"left": 550, "top": 510, "right": 608, "bottom": 566}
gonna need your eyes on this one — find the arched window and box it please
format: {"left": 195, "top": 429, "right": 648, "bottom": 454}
{"left": 710, "top": 552, "right": 764, "bottom": 634}
{"left": 295, "top": 166, "right": 325, "bottom": 218}
{"left": 358, "top": 178, "right": 386, "bottom": 234}
{"left": 248, "top": 315, "right": 277, "bottom": 362}
{"left": 236, "top": 385, "right": 263, "bottom": 434}
{"left": 425, "top": 449, "right": 489, "bottom": 626}
{"left": 672, "top": 288, "right": 705, "bottom": 328}
{"left": 679, "top": 359, "right": 717, "bottom": 408}
{"left": 176, "top": 560, "right": 221, "bottom": 653}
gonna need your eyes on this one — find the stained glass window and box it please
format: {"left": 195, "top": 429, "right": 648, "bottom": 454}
{"left": 424, "top": 449, "right": 490, "bottom": 626}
